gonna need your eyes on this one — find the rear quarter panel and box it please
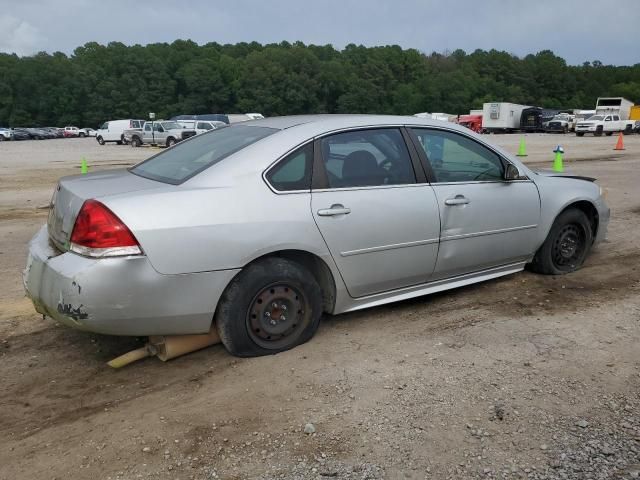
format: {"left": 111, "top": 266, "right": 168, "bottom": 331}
{"left": 102, "top": 177, "right": 333, "bottom": 276}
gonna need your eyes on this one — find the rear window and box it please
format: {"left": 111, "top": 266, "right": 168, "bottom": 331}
{"left": 130, "top": 125, "right": 277, "bottom": 184}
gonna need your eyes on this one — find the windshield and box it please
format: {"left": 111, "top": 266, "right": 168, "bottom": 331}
{"left": 131, "top": 125, "right": 277, "bottom": 184}
{"left": 161, "top": 121, "right": 182, "bottom": 130}
{"left": 587, "top": 115, "right": 604, "bottom": 121}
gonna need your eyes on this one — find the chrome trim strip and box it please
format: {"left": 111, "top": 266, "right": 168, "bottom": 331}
{"left": 341, "top": 237, "right": 439, "bottom": 257}
{"left": 441, "top": 224, "right": 538, "bottom": 242}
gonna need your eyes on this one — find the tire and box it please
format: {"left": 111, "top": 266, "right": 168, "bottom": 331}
{"left": 563, "top": 125, "right": 568, "bottom": 134}
{"left": 576, "top": 132, "right": 584, "bottom": 137}
{"left": 624, "top": 125, "right": 633, "bottom": 134}
{"left": 605, "top": 132, "right": 613, "bottom": 137}
{"left": 529, "top": 208, "right": 593, "bottom": 275}
{"left": 595, "top": 126, "right": 603, "bottom": 137}
{"left": 0, "top": 135, "right": 4, "bottom": 142}
{"left": 130, "top": 136, "right": 141, "bottom": 147}
{"left": 166, "top": 137, "right": 176, "bottom": 147}
{"left": 97, "top": 136, "right": 105, "bottom": 145}
{"left": 216, "top": 257, "right": 323, "bottom": 357}
{"left": 120, "top": 135, "right": 128, "bottom": 145}
{"left": 79, "top": 132, "right": 86, "bottom": 138}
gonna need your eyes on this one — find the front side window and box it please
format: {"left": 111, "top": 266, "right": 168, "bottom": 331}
{"left": 266, "top": 143, "right": 313, "bottom": 191}
{"left": 411, "top": 129, "right": 504, "bottom": 183}
{"left": 100, "top": 122, "right": 108, "bottom": 130}
{"left": 131, "top": 125, "right": 277, "bottom": 184}
{"left": 319, "top": 129, "right": 415, "bottom": 188}
{"left": 198, "top": 122, "right": 213, "bottom": 130}
{"left": 144, "top": 123, "right": 152, "bottom": 132}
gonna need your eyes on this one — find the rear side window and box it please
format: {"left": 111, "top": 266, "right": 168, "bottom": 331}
{"left": 319, "top": 128, "right": 415, "bottom": 188}
{"left": 266, "top": 143, "right": 313, "bottom": 191}
{"left": 131, "top": 125, "right": 277, "bottom": 184}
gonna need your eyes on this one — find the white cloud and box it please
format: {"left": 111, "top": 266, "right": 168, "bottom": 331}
{"left": 0, "top": 14, "right": 46, "bottom": 56}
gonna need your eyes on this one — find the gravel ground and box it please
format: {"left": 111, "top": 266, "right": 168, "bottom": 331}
{"left": 0, "top": 133, "right": 639, "bottom": 480}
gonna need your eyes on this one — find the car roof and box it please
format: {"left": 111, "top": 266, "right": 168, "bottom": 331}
{"left": 243, "top": 114, "right": 449, "bottom": 132}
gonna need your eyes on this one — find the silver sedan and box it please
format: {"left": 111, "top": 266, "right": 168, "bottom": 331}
{"left": 24, "top": 115, "right": 610, "bottom": 356}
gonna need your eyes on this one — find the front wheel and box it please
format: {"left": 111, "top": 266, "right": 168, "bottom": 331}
{"left": 166, "top": 137, "right": 176, "bottom": 147}
{"left": 529, "top": 208, "right": 593, "bottom": 275}
{"left": 79, "top": 132, "right": 86, "bottom": 137}
{"left": 576, "top": 132, "right": 584, "bottom": 137}
{"left": 96, "top": 136, "right": 105, "bottom": 145}
{"left": 216, "top": 258, "right": 323, "bottom": 357}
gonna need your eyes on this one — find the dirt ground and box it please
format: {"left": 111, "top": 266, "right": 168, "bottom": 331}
{"left": 1, "top": 133, "right": 639, "bottom": 480}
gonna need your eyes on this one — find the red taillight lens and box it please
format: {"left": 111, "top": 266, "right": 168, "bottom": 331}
{"left": 70, "top": 200, "right": 141, "bottom": 255}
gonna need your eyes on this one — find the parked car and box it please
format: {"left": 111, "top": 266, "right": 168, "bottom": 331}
{"left": 63, "top": 126, "right": 80, "bottom": 137}
{"left": 126, "top": 120, "right": 196, "bottom": 147}
{"left": 23, "top": 115, "right": 610, "bottom": 357}
{"left": 575, "top": 114, "right": 634, "bottom": 136}
{"left": 42, "top": 127, "right": 62, "bottom": 138}
{"left": 176, "top": 119, "right": 226, "bottom": 134}
{"left": 79, "top": 128, "right": 96, "bottom": 137}
{"left": 0, "top": 127, "right": 12, "bottom": 141}
{"left": 10, "top": 128, "right": 31, "bottom": 140}
{"left": 96, "top": 119, "right": 145, "bottom": 145}
{"left": 634, "top": 120, "right": 640, "bottom": 134}
{"left": 25, "top": 127, "right": 51, "bottom": 140}
{"left": 544, "top": 113, "right": 575, "bottom": 133}
{"left": 457, "top": 114, "right": 483, "bottom": 133}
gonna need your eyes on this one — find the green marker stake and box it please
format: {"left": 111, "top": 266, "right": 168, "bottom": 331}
{"left": 81, "top": 157, "right": 88, "bottom": 174}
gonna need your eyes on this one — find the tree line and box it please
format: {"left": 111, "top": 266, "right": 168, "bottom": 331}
{"left": 0, "top": 40, "right": 638, "bottom": 127}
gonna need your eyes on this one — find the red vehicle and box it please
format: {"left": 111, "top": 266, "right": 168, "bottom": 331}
{"left": 458, "top": 114, "right": 483, "bottom": 133}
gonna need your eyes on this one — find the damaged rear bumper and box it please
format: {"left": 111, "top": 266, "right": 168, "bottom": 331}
{"left": 23, "top": 226, "right": 240, "bottom": 336}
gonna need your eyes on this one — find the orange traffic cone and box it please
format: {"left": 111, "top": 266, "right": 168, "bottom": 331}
{"left": 614, "top": 132, "right": 625, "bottom": 151}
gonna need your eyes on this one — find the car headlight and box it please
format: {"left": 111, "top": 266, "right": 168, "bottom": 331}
{"left": 599, "top": 185, "right": 608, "bottom": 200}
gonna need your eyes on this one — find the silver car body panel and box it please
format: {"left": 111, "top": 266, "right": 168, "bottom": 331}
{"left": 24, "top": 115, "right": 610, "bottom": 335}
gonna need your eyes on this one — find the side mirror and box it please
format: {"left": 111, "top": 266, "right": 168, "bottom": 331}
{"left": 504, "top": 163, "right": 520, "bottom": 181}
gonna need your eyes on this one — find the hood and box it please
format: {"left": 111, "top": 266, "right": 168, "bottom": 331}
{"left": 534, "top": 169, "right": 596, "bottom": 182}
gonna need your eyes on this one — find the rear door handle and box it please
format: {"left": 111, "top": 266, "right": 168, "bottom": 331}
{"left": 317, "top": 204, "right": 351, "bottom": 216}
{"left": 445, "top": 195, "right": 470, "bottom": 206}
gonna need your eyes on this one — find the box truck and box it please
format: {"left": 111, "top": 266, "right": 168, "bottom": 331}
{"left": 481, "top": 103, "right": 528, "bottom": 133}
{"left": 595, "top": 97, "right": 634, "bottom": 119}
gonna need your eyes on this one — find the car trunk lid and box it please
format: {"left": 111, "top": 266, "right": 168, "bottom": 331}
{"left": 48, "top": 169, "right": 163, "bottom": 251}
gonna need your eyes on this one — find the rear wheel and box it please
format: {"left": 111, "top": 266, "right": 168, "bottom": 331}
{"left": 97, "top": 136, "right": 105, "bottom": 145}
{"left": 529, "top": 208, "right": 593, "bottom": 275}
{"left": 79, "top": 132, "right": 86, "bottom": 137}
{"left": 166, "top": 137, "right": 176, "bottom": 147}
{"left": 216, "top": 258, "right": 322, "bottom": 357}
{"left": 130, "top": 136, "right": 141, "bottom": 147}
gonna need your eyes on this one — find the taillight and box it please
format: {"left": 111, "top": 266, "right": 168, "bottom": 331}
{"left": 70, "top": 200, "right": 142, "bottom": 257}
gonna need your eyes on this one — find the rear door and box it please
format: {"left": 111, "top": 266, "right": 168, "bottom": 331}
{"left": 311, "top": 128, "right": 440, "bottom": 298}
{"left": 409, "top": 128, "right": 540, "bottom": 280}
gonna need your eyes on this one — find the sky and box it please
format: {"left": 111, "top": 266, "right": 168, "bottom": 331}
{"left": 0, "top": 0, "right": 638, "bottom": 65}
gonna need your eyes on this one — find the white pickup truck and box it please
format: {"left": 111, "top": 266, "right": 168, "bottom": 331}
{"left": 575, "top": 114, "right": 634, "bottom": 137}
{"left": 125, "top": 120, "right": 196, "bottom": 147}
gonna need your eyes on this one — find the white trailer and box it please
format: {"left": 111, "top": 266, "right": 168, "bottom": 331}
{"left": 481, "top": 102, "right": 529, "bottom": 133}
{"left": 595, "top": 97, "right": 634, "bottom": 120}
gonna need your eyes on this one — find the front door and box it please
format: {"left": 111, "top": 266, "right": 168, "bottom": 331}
{"left": 311, "top": 128, "right": 441, "bottom": 298}
{"left": 409, "top": 128, "right": 541, "bottom": 280}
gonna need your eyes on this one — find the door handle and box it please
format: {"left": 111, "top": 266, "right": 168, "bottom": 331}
{"left": 444, "top": 195, "right": 470, "bottom": 206}
{"left": 317, "top": 204, "right": 351, "bottom": 216}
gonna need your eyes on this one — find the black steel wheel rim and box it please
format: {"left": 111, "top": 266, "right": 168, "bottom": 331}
{"left": 552, "top": 223, "right": 586, "bottom": 270}
{"left": 246, "top": 283, "right": 310, "bottom": 350}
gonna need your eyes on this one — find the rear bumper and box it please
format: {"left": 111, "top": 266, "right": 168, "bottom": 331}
{"left": 23, "top": 226, "right": 240, "bottom": 336}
